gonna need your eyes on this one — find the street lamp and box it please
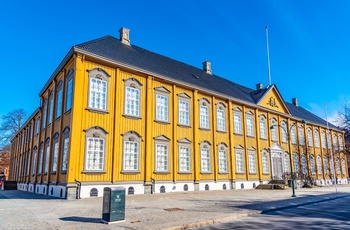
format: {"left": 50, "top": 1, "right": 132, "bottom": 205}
{"left": 270, "top": 119, "right": 307, "bottom": 197}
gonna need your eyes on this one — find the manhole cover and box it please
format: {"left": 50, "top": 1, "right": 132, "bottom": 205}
{"left": 164, "top": 208, "right": 184, "bottom": 212}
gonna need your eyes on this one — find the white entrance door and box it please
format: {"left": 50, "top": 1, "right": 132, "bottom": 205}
{"left": 269, "top": 143, "right": 285, "bottom": 180}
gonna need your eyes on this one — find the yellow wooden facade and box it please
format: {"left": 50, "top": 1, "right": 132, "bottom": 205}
{"left": 9, "top": 28, "right": 348, "bottom": 199}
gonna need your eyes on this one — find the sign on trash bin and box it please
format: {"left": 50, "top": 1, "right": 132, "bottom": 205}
{"left": 102, "top": 187, "right": 126, "bottom": 224}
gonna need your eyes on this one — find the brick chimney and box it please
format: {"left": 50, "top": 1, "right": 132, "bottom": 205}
{"left": 202, "top": 61, "right": 212, "bottom": 74}
{"left": 256, "top": 83, "right": 263, "bottom": 90}
{"left": 292, "top": 98, "right": 298, "bottom": 106}
{"left": 119, "top": 27, "right": 130, "bottom": 45}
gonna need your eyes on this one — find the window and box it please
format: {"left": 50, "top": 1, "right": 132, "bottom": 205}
{"left": 61, "top": 127, "right": 70, "bottom": 172}
{"left": 298, "top": 126, "right": 305, "bottom": 146}
{"left": 178, "top": 93, "right": 190, "bottom": 126}
{"left": 65, "top": 70, "right": 73, "bottom": 111}
{"left": 235, "top": 146, "right": 244, "bottom": 173}
{"left": 178, "top": 138, "right": 191, "bottom": 173}
{"left": 26, "top": 151, "right": 31, "bottom": 175}
{"left": 56, "top": 81, "right": 63, "bottom": 118}
{"left": 339, "top": 136, "right": 343, "bottom": 151}
{"left": 321, "top": 131, "right": 326, "bottom": 149}
{"left": 31, "top": 147, "right": 37, "bottom": 175}
{"left": 291, "top": 126, "right": 297, "bottom": 144}
{"left": 218, "top": 143, "right": 228, "bottom": 173}
{"left": 301, "top": 154, "right": 307, "bottom": 175}
{"left": 335, "top": 157, "right": 340, "bottom": 174}
{"left": 248, "top": 148, "right": 256, "bottom": 173}
{"left": 124, "top": 78, "right": 142, "bottom": 117}
{"left": 154, "top": 135, "right": 170, "bottom": 172}
{"left": 324, "top": 156, "right": 329, "bottom": 175}
{"left": 44, "top": 138, "right": 50, "bottom": 174}
{"left": 284, "top": 152, "right": 290, "bottom": 174}
{"left": 310, "top": 155, "right": 316, "bottom": 175}
{"left": 314, "top": 129, "right": 320, "bottom": 148}
{"left": 270, "top": 118, "right": 278, "bottom": 141}
{"left": 155, "top": 87, "right": 170, "bottom": 122}
{"left": 234, "top": 109, "right": 242, "bottom": 134}
{"left": 281, "top": 121, "right": 287, "bottom": 143}
{"left": 293, "top": 153, "right": 300, "bottom": 173}
{"left": 122, "top": 131, "right": 140, "bottom": 171}
{"left": 200, "top": 141, "right": 211, "bottom": 173}
{"left": 216, "top": 103, "right": 226, "bottom": 132}
{"left": 199, "top": 98, "right": 210, "bottom": 129}
{"left": 52, "top": 133, "right": 59, "bottom": 173}
{"left": 341, "top": 159, "right": 346, "bottom": 175}
{"left": 259, "top": 116, "right": 267, "bottom": 139}
{"left": 333, "top": 134, "right": 338, "bottom": 151}
{"left": 85, "top": 127, "right": 107, "bottom": 171}
{"left": 42, "top": 99, "right": 47, "bottom": 129}
{"left": 307, "top": 128, "right": 313, "bottom": 147}
{"left": 88, "top": 68, "right": 109, "bottom": 111}
{"left": 327, "top": 132, "right": 332, "bottom": 150}
{"left": 246, "top": 112, "right": 254, "bottom": 137}
{"left": 262, "top": 150, "right": 269, "bottom": 174}
{"left": 48, "top": 92, "right": 54, "bottom": 125}
{"left": 35, "top": 118, "right": 40, "bottom": 135}
{"left": 38, "top": 144, "right": 44, "bottom": 174}
{"left": 317, "top": 155, "right": 322, "bottom": 175}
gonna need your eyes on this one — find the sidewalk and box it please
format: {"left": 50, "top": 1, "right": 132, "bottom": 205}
{"left": 0, "top": 184, "right": 349, "bottom": 230}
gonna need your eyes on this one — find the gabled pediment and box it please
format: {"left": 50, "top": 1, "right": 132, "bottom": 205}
{"left": 252, "top": 85, "right": 291, "bottom": 115}
{"left": 269, "top": 143, "right": 284, "bottom": 151}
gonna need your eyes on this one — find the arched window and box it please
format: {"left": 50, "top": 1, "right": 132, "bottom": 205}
{"left": 262, "top": 150, "right": 269, "bottom": 174}
{"left": 65, "top": 69, "right": 74, "bottom": 112}
{"left": 84, "top": 126, "right": 108, "bottom": 171}
{"left": 48, "top": 91, "right": 54, "bottom": 125}
{"left": 42, "top": 99, "right": 48, "bottom": 129}
{"left": 336, "top": 157, "right": 340, "bottom": 174}
{"left": 235, "top": 145, "right": 244, "bottom": 173}
{"left": 154, "top": 135, "right": 170, "bottom": 172}
{"left": 291, "top": 126, "right": 297, "bottom": 144}
{"left": 339, "top": 135, "right": 343, "bottom": 151}
{"left": 281, "top": 121, "right": 287, "bottom": 143}
{"left": 216, "top": 103, "right": 226, "bottom": 132}
{"left": 88, "top": 68, "right": 110, "bottom": 111}
{"left": 122, "top": 131, "right": 141, "bottom": 171}
{"left": 317, "top": 155, "right": 322, "bottom": 175}
{"left": 61, "top": 127, "right": 70, "bottom": 172}
{"left": 200, "top": 141, "right": 211, "bottom": 173}
{"left": 314, "top": 129, "right": 320, "bottom": 148}
{"left": 293, "top": 153, "right": 300, "bottom": 173}
{"left": 199, "top": 98, "right": 210, "bottom": 129}
{"left": 284, "top": 152, "right": 290, "bottom": 174}
{"left": 270, "top": 118, "right": 278, "bottom": 141}
{"left": 178, "top": 93, "right": 191, "bottom": 126}
{"left": 31, "top": 146, "right": 37, "bottom": 175}
{"left": 301, "top": 154, "right": 307, "bottom": 175}
{"left": 217, "top": 143, "right": 228, "bottom": 173}
{"left": 246, "top": 111, "right": 254, "bottom": 137}
{"left": 233, "top": 108, "right": 242, "bottom": 134}
{"left": 259, "top": 115, "right": 267, "bottom": 139}
{"left": 56, "top": 81, "right": 63, "bottom": 118}
{"left": 309, "top": 154, "right": 316, "bottom": 175}
{"left": 333, "top": 134, "right": 338, "bottom": 151}
{"left": 307, "top": 128, "right": 313, "bottom": 147}
{"left": 321, "top": 131, "right": 326, "bottom": 149}
{"left": 298, "top": 126, "right": 305, "bottom": 146}
{"left": 323, "top": 156, "right": 329, "bottom": 175}
{"left": 178, "top": 138, "right": 191, "bottom": 173}
{"left": 52, "top": 132, "right": 59, "bottom": 173}
{"left": 341, "top": 158, "right": 346, "bottom": 175}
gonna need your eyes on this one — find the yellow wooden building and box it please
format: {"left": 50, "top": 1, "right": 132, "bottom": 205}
{"left": 9, "top": 27, "right": 348, "bottom": 199}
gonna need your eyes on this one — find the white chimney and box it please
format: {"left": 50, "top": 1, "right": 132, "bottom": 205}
{"left": 256, "top": 83, "right": 263, "bottom": 90}
{"left": 119, "top": 27, "right": 130, "bottom": 45}
{"left": 292, "top": 98, "right": 298, "bottom": 106}
{"left": 202, "top": 61, "right": 212, "bottom": 74}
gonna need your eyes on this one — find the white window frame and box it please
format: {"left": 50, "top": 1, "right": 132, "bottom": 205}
{"left": 235, "top": 146, "right": 244, "bottom": 173}
{"left": 233, "top": 109, "right": 242, "bottom": 134}
{"left": 52, "top": 133, "right": 59, "bottom": 173}
{"left": 178, "top": 93, "right": 190, "bottom": 126}
{"left": 48, "top": 92, "right": 54, "bottom": 125}
{"left": 324, "top": 156, "right": 329, "bottom": 175}
{"left": 336, "top": 157, "right": 340, "bottom": 174}
{"left": 298, "top": 126, "right": 305, "bottom": 146}
{"left": 259, "top": 115, "right": 267, "bottom": 139}
{"left": 122, "top": 131, "right": 141, "bottom": 172}
{"left": 270, "top": 118, "right": 278, "bottom": 141}
{"left": 321, "top": 131, "right": 326, "bottom": 149}
{"left": 339, "top": 136, "right": 343, "bottom": 151}
{"left": 301, "top": 154, "right": 307, "bottom": 175}
{"left": 218, "top": 143, "right": 228, "bottom": 173}
{"left": 199, "top": 98, "right": 210, "bottom": 129}
{"left": 88, "top": 68, "right": 109, "bottom": 111}
{"left": 84, "top": 127, "right": 107, "bottom": 171}
{"left": 293, "top": 153, "right": 300, "bottom": 174}
{"left": 333, "top": 134, "right": 338, "bottom": 151}
{"left": 155, "top": 87, "right": 170, "bottom": 122}
{"left": 314, "top": 129, "right": 320, "bottom": 148}
{"left": 284, "top": 152, "right": 290, "bottom": 174}
{"left": 327, "top": 132, "right": 332, "bottom": 150}
{"left": 341, "top": 158, "right": 346, "bottom": 175}
{"left": 61, "top": 127, "right": 70, "bottom": 172}
{"left": 124, "top": 78, "right": 142, "bottom": 117}
{"left": 42, "top": 99, "right": 47, "bottom": 130}
{"left": 178, "top": 138, "right": 191, "bottom": 173}
{"left": 154, "top": 135, "right": 170, "bottom": 173}
{"left": 37, "top": 144, "right": 44, "bottom": 174}
{"left": 291, "top": 126, "right": 297, "bottom": 144}
{"left": 31, "top": 147, "right": 37, "bottom": 175}
{"left": 216, "top": 103, "right": 226, "bottom": 132}
{"left": 248, "top": 148, "right": 256, "bottom": 174}
{"left": 310, "top": 154, "right": 316, "bottom": 175}
{"left": 200, "top": 141, "right": 211, "bottom": 173}
{"left": 262, "top": 150, "right": 269, "bottom": 174}
{"left": 246, "top": 111, "right": 254, "bottom": 137}
{"left": 317, "top": 155, "right": 322, "bottom": 175}
{"left": 44, "top": 139, "right": 50, "bottom": 174}
{"left": 307, "top": 128, "right": 313, "bottom": 147}
{"left": 35, "top": 117, "right": 40, "bottom": 135}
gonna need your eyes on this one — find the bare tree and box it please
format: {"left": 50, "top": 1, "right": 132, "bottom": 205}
{"left": 0, "top": 109, "right": 27, "bottom": 148}
{"left": 337, "top": 102, "right": 350, "bottom": 155}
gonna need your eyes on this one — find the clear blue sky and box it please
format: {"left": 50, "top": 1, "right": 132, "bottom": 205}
{"left": 1, "top": 0, "right": 349, "bottom": 125}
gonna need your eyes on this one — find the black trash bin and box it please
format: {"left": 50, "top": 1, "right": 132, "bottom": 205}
{"left": 102, "top": 187, "right": 126, "bottom": 223}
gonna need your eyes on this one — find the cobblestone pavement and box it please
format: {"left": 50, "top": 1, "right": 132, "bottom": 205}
{"left": 0, "top": 185, "right": 349, "bottom": 230}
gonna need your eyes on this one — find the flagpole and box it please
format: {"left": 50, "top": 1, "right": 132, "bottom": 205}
{"left": 265, "top": 26, "right": 272, "bottom": 86}
{"left": 324, "top": 102, "right": 338, "bottom": 193}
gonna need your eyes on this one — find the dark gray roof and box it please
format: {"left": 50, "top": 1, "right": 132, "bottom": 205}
{"left": 75, "top": 35, "right": 339, "bottom": 130}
